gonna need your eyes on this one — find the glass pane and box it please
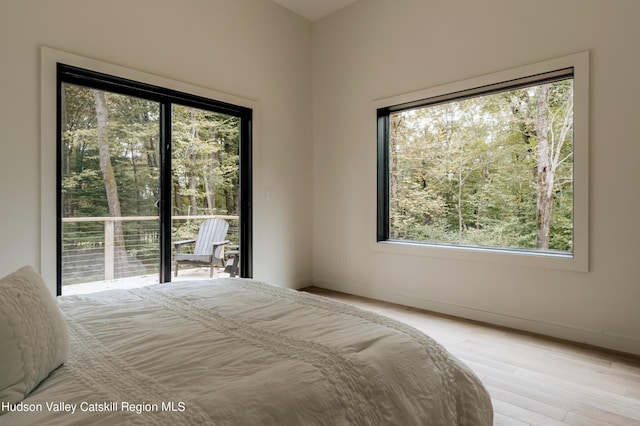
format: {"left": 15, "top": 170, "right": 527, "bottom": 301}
{"left": 388, "top": 79, "right": 574, "bottom": 254}
{"left": 60, "top": 84, "right": 161, "bottom": 293}
{"left": 171, "top": 105, "right": 240, "bottom": 280}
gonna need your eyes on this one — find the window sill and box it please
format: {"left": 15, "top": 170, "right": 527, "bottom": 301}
{"left": 372, "top": 239, "right": 587, "bottom": 272}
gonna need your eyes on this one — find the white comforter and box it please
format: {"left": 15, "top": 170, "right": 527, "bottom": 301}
{"left": 2, "top": 279, "right": 492, "bottom": 425}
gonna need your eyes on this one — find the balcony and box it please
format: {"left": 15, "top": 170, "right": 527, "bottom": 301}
{"left": 61, "top": 215, "right": 238, "bottom": 295}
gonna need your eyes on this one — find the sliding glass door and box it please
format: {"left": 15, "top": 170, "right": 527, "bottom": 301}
{"left": 57, "top": 65, "right": 251, "bottom": 294}
{"left": 171, "top": 105, "right": 241, "bottom": 279}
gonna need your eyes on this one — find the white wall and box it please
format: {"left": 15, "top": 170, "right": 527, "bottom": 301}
{"left": 0, "top": 0, "right": 313, "bottom": 289}
{"left": 312, "top": 0, "right": 640, "bottom": 354}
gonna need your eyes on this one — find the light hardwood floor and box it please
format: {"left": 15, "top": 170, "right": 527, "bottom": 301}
{"left": 303, "top": 287, "right": 640, "bottom": 426}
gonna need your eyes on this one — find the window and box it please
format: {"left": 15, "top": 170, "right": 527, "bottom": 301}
{"left": 56, "top": 64, "right": 253, "bottom": 294}
{"left": 375, "top": 53, "right": 588, "bottom": 271}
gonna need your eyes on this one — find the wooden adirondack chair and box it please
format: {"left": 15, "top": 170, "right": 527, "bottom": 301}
{"left": 174, "top": 218, "right": 230, "bottom": 278}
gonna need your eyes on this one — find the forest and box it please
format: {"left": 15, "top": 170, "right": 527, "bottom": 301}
{"left": 61, "top": 84, "right": 240, "bottom": 284}
{"left": 388, "top": 78, "right": 574, "bottom": 253}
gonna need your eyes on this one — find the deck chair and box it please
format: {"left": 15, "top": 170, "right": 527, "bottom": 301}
{"left": 174, "top": 218, "right": 230, "bottom": 277}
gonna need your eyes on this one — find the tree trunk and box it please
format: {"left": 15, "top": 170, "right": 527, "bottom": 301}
{"left": 146, "top": 137, "right": 158, "bottom": 169}
{"left": 534, "top": 85, "right": 553, "bottom": 249}
{"left": 94, "top": 90, "right": 129, "bottom": 276}
{"left": 207, "top": 149, "right": 218, "bottom": 212}
{"left": 203, "top": 148, "right": 217, "bottom": 212}
{"left": 224, "top": 189, "right": 232, "bottom": 215}
{"left": 173, "top": 180, "right": 183, "bottom": 214}
{"left": 389, "top": 116, "right": 401, "bottom": 239}
{"left": 188, "top": 109, "right": 198, "bottom": 214}
{"left": 203, "top": 161, "right": 212, "bottom": 211}
{"left": 456, "top": 138, "right": 465, "bottom": 241}
{"left": 188, "top": 155, "right": 198, "bottom": 213}
{"left": 129, "top": 140, "right": 141, "bottom": 213}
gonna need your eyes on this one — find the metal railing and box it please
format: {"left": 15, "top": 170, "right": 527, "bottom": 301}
{"left": 61, "top": 215, "right": 239, "bottom": 285}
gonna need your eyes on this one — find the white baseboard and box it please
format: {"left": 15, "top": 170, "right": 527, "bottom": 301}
{"left": 312, "top": 279, "right": 640, "bottom": 356}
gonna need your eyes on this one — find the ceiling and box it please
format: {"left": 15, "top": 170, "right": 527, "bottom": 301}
{"left": 271, "top": 0, "right": 358, "bottom": 21}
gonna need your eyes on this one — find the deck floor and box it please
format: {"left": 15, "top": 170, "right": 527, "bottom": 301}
{"left": 62, "top": 267, "right": 228, "bottom": 295}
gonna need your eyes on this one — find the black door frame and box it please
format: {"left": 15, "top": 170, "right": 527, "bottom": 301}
{"left": 56, "top": 64, "right": 252, "bottom": 295}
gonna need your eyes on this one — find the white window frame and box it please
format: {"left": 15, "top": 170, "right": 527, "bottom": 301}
{"left": 371, "top": 52, "right": 589, "bottom": 272}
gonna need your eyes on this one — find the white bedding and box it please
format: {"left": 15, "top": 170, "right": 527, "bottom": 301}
{"left": 2, "top": 279, "right": 492, "bottom": 425}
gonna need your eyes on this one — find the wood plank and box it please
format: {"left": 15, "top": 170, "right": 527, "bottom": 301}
{"left": 491, "top": 399, "right": 569, "bottom": 426}
{"left": 483, "top": 383, "right": 568, "bottom": 421}
{"left": 493, "top": 412, "right": 530, "bottom": 426}
{"left": 513, "top": 369, "right": 640, "bottom": 421}
{"left": 482, "top": 373, "right": 639, "bottom": 426}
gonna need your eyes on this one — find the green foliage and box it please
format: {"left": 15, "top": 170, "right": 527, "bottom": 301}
{"left": 62, "top": 86, "right": 240, "bottom": 220}
{"left": 389, "top": 80, "right": 574, "bottom": 253}
{"left": 171, "top": 104, "right": 240, "bottom": 216}
{"left": 61, "top": 85, "right": 241, "bottom": 280}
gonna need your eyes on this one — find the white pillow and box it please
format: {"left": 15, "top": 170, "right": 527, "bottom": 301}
{"left": 0, "top": 266, "right": 69, "bottom": 406}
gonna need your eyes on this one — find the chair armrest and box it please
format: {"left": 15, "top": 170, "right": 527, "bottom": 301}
{"left": 173, "top": 239, "right": 196, "bottom": 247}
{"left": 210, "top": 240, "right": 231, "bottom": 248}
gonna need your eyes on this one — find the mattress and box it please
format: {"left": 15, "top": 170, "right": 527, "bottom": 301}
{"left": 2, "top": 278, "right": 493, "bottom": 425}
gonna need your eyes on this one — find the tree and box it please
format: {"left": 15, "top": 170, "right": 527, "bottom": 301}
{"left": 533, "top": 82, "right": 573, "bottom": 249}
{"left": 94, "top": 90, "right": 130, "bottom": 276}
{"left": 387, "top": 79, "right": 574, "bottom": 253}
{"left": 172, "top": 105, "right": 240, "bottom": 217}
{"left": 61, "top": 84, "right": 242, "bottom": 284}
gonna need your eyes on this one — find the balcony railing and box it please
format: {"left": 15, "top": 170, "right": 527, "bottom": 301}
{"left": 61, "top": 215, "right": 239, "bottom": 286}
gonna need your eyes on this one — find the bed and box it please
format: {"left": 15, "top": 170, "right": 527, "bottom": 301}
{"left": 0, "top": 266, "right": 493, "bottom": 425}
